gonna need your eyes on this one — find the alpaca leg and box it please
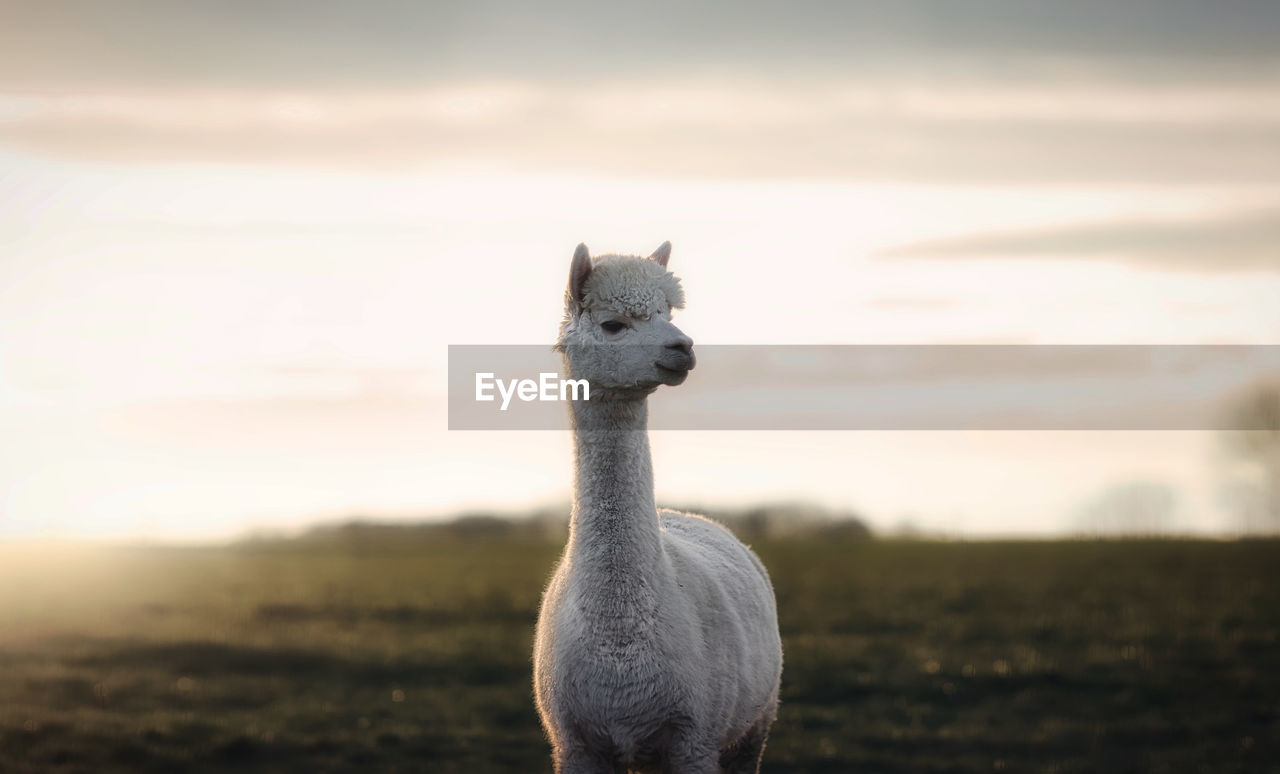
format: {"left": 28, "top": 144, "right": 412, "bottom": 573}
{"left": 717, "top": 723, "right": 770, "bottom": 774}
{"left": 554, "top": 744, "right": 615, "bottom": 774}
{"left": 663, "top": 734, "right": 720, "bottom": 774}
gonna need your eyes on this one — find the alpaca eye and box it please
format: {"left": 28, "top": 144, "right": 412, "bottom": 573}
{"left": 601, "top": 321, "right": 626, "bottom": 334}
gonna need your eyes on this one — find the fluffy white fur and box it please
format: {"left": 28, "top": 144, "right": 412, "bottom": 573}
{"left": 581, "top": 254, "right": 685, "bottom": 318}
{"left": 534, "top": 243, "right": 783, "bottom": 774}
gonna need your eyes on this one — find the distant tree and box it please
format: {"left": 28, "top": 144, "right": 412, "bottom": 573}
{"left": 677, "top": 501, "right": 873, "bottom": 541}
{"left": 1078, "top": 481, "right": 1177, "bottom": 537}
{"left": 817, "top": 519, "right": 873, "bottom": 541}
{"left": 1219, "top": 380, "right": 1280, "bottom": 532}
{"left": 736, "top": 507, "right": 771, "bottom": 541}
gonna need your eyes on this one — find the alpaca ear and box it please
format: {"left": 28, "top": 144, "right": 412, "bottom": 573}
{"left": 568, "top": 243, "right": 592, "bottom": 308}
{"left": 649, "top": 241, "right": 672, "bottom": 268}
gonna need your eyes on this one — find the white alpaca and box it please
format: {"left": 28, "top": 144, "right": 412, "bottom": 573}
{"left": 534, "top": 243, "right": 783, "bottom": 774}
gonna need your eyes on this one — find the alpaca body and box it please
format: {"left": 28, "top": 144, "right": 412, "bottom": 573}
{"left": 535, "top": 510, "right": 781, "bottom": 772}
{"left": 534, "top": 245, "right": 782, "bottom": 773}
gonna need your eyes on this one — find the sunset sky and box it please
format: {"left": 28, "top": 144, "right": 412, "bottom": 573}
{"left": 2, "top": 1, "right": 1278, "bottom": 539}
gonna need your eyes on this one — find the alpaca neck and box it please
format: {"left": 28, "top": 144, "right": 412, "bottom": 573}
{"left": 567, "top": 395, "right": 662, "bottom": 585}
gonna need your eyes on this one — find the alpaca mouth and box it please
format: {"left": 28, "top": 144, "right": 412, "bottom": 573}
{"left": 655, "top": 363, "right": 690, "bottom": 384}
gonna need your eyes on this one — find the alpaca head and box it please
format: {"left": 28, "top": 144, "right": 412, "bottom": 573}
{"left": 556, "top": 242, "right": 695, "bottom": 396}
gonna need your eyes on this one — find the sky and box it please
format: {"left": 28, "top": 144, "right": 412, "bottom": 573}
{"left": 1, "top": 1, "right": 1278, "bottom": 539}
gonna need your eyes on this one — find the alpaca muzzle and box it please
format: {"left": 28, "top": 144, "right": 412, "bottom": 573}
{"left": 655, "top": 347, "right": 695, "bottom": 385}
{"left": 657, "top": 345, "right": 695, "bottom": 374}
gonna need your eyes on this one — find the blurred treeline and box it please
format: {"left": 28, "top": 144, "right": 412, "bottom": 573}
{"left": 297, "top": 501, "right": 874, "bottom": 546}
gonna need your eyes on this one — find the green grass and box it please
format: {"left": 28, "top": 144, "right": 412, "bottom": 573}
{"left": 1, "top": 537, "right": 1277, "bottom": 772}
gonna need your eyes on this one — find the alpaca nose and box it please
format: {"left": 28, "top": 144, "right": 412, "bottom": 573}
{"left": 665, "top": 336, "right": 695, "bottom": 368}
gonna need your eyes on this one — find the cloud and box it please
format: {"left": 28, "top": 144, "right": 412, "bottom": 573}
{"left": 1, "top": 81, "right": 1278, "bottom": 183}
{"left": 4, "top": 0, "right": 1279, "bottom": 182}
{"left": 3, "top": 0, "right": 1279, "bottom": 90}
{"left": 879, "top": 210, "right": 1280, "bottom": 272}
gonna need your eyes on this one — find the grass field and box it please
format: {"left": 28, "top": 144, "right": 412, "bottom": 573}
{"left": 1, "top": 534, "right": 1277, "bottom": 773}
